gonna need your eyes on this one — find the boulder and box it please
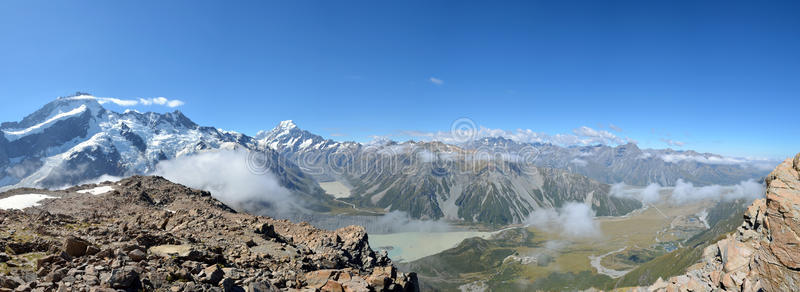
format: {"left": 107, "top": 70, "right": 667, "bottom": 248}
{"left": 199, "top": 265, "right": 224, "bottom": 285}
{"left": 109, "top": 266, "right": 140, "bottom": 289}
{"left": 321, "top": 280, "right": 344, "bottom": 292}
{"left": 305, "top": 270, "right": 337, "bottom": 289}
{"left": 63, "top": 236, "right": 90, "bottom": 257}
{"left": 128, "top": 249, "right": 146, "bottom": 261}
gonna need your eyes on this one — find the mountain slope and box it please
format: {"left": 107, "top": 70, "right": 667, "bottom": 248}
{"left": 255, "top": 125, "right": 641, "bottom": 225}
{"left": 637, "top": 153, "right": 800, "bottom": 291}
{"left": 0, "top": 94, "right": 328, "bottom": 208}
{"left": 0, "top": 176, "right": 418, "bottom": 291}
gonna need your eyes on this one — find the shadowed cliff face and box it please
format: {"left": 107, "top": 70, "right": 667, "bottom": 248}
{"left": 0, "top": 176, "right": 419, "bottom": 291}
{"left": 646, "top": 153, "right": 800, "bottom": 292}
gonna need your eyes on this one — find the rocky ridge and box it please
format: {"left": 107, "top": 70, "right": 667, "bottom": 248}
{"left": 646, "top": 153, "right": 800, "bottom": 292}
{"left": 0, "top": 176, "right": 418, "bottom": 291}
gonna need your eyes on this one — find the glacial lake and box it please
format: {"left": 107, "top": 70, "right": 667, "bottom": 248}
{"left": 368, "top": 231, "right": 493, "bottom": 263}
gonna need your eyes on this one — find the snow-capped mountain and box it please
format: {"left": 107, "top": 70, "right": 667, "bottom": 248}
{"left": 0, "top": 94, "right": 770, "bottom": 225}
{"left": 249, "top": 120, "right": 772, "bottom": 224}
{"left": 254, "top": 120, "right": 360, "bottom": 181}
{"left": 253, "top": 122, "right": 641, "bottom": 224}
{"left": 0, "top": 94, "right": 325, "bottom": 205}
{"left": 462, "top": 137, "right": 771, "bottom": 186}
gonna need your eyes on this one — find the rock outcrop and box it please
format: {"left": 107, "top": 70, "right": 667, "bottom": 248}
{"left": 0, "top": 176, "right": 418, "bottom": 291}
{"left": 647, "top": 153, "right": 800, "bottom": 292}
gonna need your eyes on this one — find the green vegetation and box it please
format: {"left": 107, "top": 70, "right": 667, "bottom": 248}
{"left": 395, "top": 193, "right": 747, "bottom": 291}
{"left": 611, "top": 199, "right": 749, "bottom": 288}
{"left": 601, "top": 246, "right": 666, "bottom": 270}
{"left": 495, "top": 270, "right": 614, "bottom": 291}
{"left": 398, "top": 229, "right": 532, "bottom": 290}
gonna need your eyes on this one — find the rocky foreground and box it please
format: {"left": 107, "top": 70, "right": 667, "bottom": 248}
{"left": 646, "top": 153, "right": 800, "bottom": 292}
{"left": 0, "top": 176, "right": 418, "bottom": 291}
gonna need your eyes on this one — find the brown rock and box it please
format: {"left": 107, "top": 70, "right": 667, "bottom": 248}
{"left": 85, "top": 245, "right": 100, "bottom": 256}
{"left": 305, "top": 270, "right": 337, "bottom": 289}
{"left": 109, "top": 266, "right": 140, "bottom": 289}
{"left": 321, "top": 280, "right": 344, "bottom": 292}
{"left": 199, "top": 265, "right": 223, "bottom": 285}
{"left": 128, "top": 249, "right": 146, "bottom": 261}
{"left": 366, "top": 274, "right": 389, "bottom": 291}
{"left": 63, "top": 236, "right": 90, "bottom": 257}
{"left": 722, "top": 239, "right": 754, "bottom": 273}
{"left": 247, "top": 281, "right": 280, "bottom": 292}
{"left": 341, "top": 275, "right": 369, "bottom": 292}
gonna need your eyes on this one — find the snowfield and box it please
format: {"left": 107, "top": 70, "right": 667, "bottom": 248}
{"left": 0, "top": 194, "right": 58, "bottom": 210}
{"left": 2, "top": 104, "right": 88, "bottom": 141}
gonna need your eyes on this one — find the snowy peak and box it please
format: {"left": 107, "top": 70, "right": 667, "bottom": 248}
{"left": 0, "top": 94, "right": 258, "bottom": 188}
{"left": 1, "top": 94, "right": 103, "bottom": 131}
{"left": 257, "top": 120, "right": 330, "bottom": 152}
{"left": 278, "top": 120, "right": 298, "bottom": 130}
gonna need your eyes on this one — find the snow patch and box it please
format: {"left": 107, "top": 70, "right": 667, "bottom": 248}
{"left": 0, "top": 194, "right": 57, "bottom": 210}
{"left": 77, "top": 185, "right": 115, "bottom": 195}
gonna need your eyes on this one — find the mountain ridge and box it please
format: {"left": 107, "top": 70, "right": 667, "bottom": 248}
{"left": 0, "top": 94, "right": 772, "bottom": 225}
{"left": 0, "top": 95, "right": 330, "bottom": 213}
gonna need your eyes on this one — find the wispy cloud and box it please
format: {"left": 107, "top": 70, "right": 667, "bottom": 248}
{"left": 69, "top": 95, "right": 185, "bottom": 108}
{"left": 429, "top": 77, "right": 444, "bottom": 85}
{"left": 397, "top": 125, "right": 633, "bottom": 146}
{"left": 608, "top": 124, "right": 622, "bottom": 132}
{"left": 573, "top": 126, "right": 628, "bottom": 145}
{"left": 138, "top": 97, "right": 185, "bottom": 107}
{"left": 660, "top": 138, "right": 685, "bottom": 147}
{"left": 525, "top": 202, "right": 600, "bottom": 238}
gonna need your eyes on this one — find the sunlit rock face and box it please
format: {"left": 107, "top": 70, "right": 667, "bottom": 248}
{"left": 647, "top": 153, "right": 800, "bottom": 292}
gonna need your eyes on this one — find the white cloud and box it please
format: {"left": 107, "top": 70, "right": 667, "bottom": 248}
{"left": 610, "top": 182, "right": 662, "bottom": 203}
{"left": 139, "top": 97, "right": 185, "bottom": 107}
{"left": 429, "top": 77, "right": 444, "bottom": 85}
{"left": 660, "top": 153, "right": 748, "bottom": 165}
{"left": 608, "top": 124, "right": 622, "bottom": 132}
{"left": 660, "top": 138, "right": 685, "bottom": 147}
{"left": 669, "top": 179, "right": 764, "bottom": 205}
{"left": 525, "top": 202, "right": 600, "bottom": 238}
{"left": 68, "top": 95, "right": 185, "bottom": 108}
{"left": 398, "top": 125, "right": 633, "bottom": 147}
{"left": 570, "top": 158, "right": 588, "bottom": 167}
{"left": 373, "top": 211, "right": 452, "bottom": 233}
{"left": 153, "top": 150, "right": 298, "bottom": 215}
{"left": 641, "top": 183, "right": 662, "bottom": 204}
{"left": 573, "top": 126, "right": 628, "bottom": 145}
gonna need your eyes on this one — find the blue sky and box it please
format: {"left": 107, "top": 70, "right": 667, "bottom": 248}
{"left": 0, "top": 0, "right": 798, "bottom": 159}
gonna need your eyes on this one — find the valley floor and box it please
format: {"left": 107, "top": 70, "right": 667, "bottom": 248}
{"left": 368, "top": 192, "right": 746, "bottom": 291}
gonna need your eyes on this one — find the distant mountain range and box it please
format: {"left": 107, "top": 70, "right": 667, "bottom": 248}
{"left": 463, "top": 137, "right": 770, "bottom": 186}
{"left": 0, "top": 94, "right": 772, "bottom": 224}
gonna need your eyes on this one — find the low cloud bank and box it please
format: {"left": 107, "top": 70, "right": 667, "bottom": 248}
{"left": 525, "top": 202, "right": 600, "bottom": 238}
{"left": 153, "top": 150, "right": 298, "bottom": 216}
{"left": 670, "top": 179, "right": 764, "bottom": 205}
{"left": 611, "top": 179, "right": 764, "bottom": 206}
{"left": 372, "top": 211, "right": 453, "bottom": 233}
{"left": 610, "top": 182, "right": 662, "bottom": 204}
{"left": 658, "top": 153, "right": 778, "bottom": 171}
